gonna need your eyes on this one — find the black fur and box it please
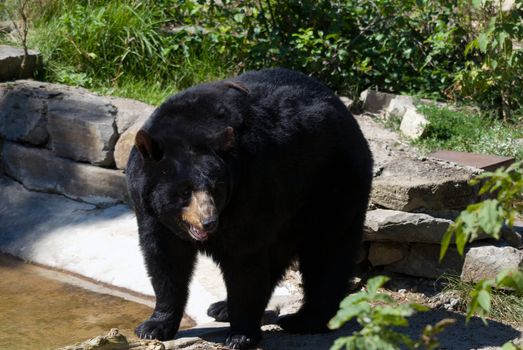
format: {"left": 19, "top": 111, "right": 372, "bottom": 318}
{"left": 126, "top": 68, "right": 373, "bottom": 349}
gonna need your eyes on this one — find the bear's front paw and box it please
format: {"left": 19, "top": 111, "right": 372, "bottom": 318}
{"left": 225, "top": 332, "right": 260, "bottom": 349}
{"left": 135, "top": 319, "right": 177, "bottom": 341}
{"left": 207, "top": 300, "right": 229, "bottom": 322}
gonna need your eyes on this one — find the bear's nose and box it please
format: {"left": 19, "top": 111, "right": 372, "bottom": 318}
{"left": 201, "top": 217, "right": 218, "bottom": 232}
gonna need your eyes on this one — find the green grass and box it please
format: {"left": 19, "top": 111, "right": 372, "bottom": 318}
{"left": 442, "top": 275, "right": 523, "bottom": 325}
{"left": 415, "top": 105, "right": 523, "bottom": 160}
{"left": 1, "top": 0, "right": 237, "bottom": 105}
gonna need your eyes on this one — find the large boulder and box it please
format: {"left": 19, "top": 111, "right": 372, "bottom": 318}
{"left": 47, "top": 92, "right": 118, "bottom": 167}
{"left": 0, "top": 80, "right": 156, "bottom": 168}
{"left": 461, "top": 243, "right": 523, "bottom": 283}
{"left": 0, "top": 81, "right": 49, "bottom": 145}
{"left": 114, "top": 114, "right": 149, "bottom": 170}
{"left": 111, "top": 97, "right": 154, "bottom": 135}
{"left": 360, "top": 89, "right": 398, "bottom": 113}
{"left": 1, "top": 141, "right": 127, "bottom": 204}
{"left": 371, "top": 157, "right": 477, "bottom": 212}
{"left": 386, "top": 96, "right": 415, "bottom": 118}
{"left": 0, "top": 45, "right": 41, "bottom": 81}
{"left": 384, "top": 243, "right": 464, "bottom": 279}
{"left": 399, "top": 108, "right": 429, "bottom": 140}
{"left": 368, "top": 242, "right": 406, "bottom": 266}
{"left": 364, "top": 209, "right": 452, "bottom": 243}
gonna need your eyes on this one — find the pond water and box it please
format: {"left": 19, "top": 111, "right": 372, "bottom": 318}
{"left": 0, "top": 254, "right": 155, "bottom": 350}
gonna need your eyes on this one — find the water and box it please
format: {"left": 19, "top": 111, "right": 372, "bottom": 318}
{"left": 0, "top": 254, "right": 155, "bottom": 350}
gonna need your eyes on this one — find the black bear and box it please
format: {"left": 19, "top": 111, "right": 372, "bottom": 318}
{"left": 126, "top": 68, "right": 373, "bottom": 349}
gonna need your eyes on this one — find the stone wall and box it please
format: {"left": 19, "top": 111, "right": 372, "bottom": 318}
{"left": 0, "top": 80, "right": 153, "bottom": 205}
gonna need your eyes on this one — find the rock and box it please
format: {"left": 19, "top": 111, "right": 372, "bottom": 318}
{"left": 0, "top": 45, "right": 41, "bottom": 81}
{"left": 0, "top": 82, "right": 48, "bottom": 145}
{"left": 360, "top": 89, "right": 397, "bottom": 113}
{"left": 0, "top": 21, "right": 15, "bottom": 33}
{"left": 371, "top": 157, "right": 477, "bottom": 212}
{"left": 111, "top": 97, "right": 155, "bottom": 135}
{"left": 2, "top": 141, "right": 127, "bottom": 204}
{"left": 368, "top": 242, "right": 406, "bottom": 266}
{"left": 400, "top": 108, "right": 429, "bottom": 139}
{"left": 461, "top": 243, "right": 523, "bottom": 283}
{"left": 338, "top": 96, "right": 354, "bottom": 110}
{"left": 48, "top": 92, "right": 118, "bottom": 167}
{"left": 0, "top": 80, "right": 156, "bottom": 167}
{"left": 386, "top": 96, "right": 415, "bottom": 118}
{"left": 57, "top": 328, "right": 166, "bottom": 350}
{"left": 364, "top": 209, "right": 453, "bottom": 243}
{"left": 385, "top": 243, "right": 464, "bottom": 279}
{"left": 114, "top": 114, "right": 149, "bottom": 169}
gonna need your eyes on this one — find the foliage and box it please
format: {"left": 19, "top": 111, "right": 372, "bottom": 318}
{"left": 441, "top": 161, "right": 523, "bottom": 259}
{"left": 1, "top": 0, "right": 236, "bottom": 103}
{"left": 452, "top": 0, "right": 523, "bottom": 120}
{"left": 465, "top": 269, "right": 523, "bottom": 323}
{"left": 415, "top": 105, "right": 523, "bottom": 160}
{"left": 2, "top": 0, "right": 523, "bottom": 115}
{"left": 328, "top": 275, "right": 453, "bottom": 350}
{"left": 440, "top": 160, "right": 523, "bottom": 332}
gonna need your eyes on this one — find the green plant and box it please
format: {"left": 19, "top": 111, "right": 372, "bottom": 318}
{"left": 453, "top": 0, "right": 523, "bottom": 120}
{"left": 329, "top": 275, "right": 452, "bottom": 350}
{"left": 439, "top": 160, "right": 523, "bottom": 348}
{"left": 441, "top": 161, "right": 523, "bottom": 259}
{"left": 4, "top": 0, "right": 523, "bottom": 118}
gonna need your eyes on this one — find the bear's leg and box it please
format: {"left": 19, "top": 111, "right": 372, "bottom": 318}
{"left": 278, "top": 210, "right": 366, "bottom": 334}
{"left": 208, "top": 251, "right": 291, "bottom": 323}
{"left": 135, "top": 216, "right": 197, "bottom": 340}
{"left": 220, "top": 251, "right": 273, "bottom": 349}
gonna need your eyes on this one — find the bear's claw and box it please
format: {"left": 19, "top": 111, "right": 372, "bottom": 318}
{"left": 135, "top": 319, "right": 177, "bottom": 341}
{"left": 225, "top": 333, "right": 259, "bottom": 349}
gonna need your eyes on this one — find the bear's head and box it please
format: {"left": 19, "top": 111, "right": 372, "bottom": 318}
{"left": 131, "top": 81, "right": 249, "bottom": 242}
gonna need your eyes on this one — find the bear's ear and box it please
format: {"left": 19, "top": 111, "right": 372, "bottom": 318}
{"left": 214, "top": 126, "right": 235, "bottom": 152}
{"left": 135, "top": 130, "right": 163, "bottom": 161}
{"left": 223, "top": 81, "right": 250, "bottom": 95}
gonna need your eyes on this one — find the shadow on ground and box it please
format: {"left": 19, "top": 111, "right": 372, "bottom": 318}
{"left": 173, "top": 309, "right": 522, "bottom": 350}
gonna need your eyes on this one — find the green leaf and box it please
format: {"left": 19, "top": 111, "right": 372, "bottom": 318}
{"left": 478, "top": 33, "right": 489, "bottom": 53}
{"left": 464, "top": 39, "right": 478, "bottom": 56}
{"left": 501, "top": 342, "right": 518, "bottom": 350}
{"left": 496, "top": 268, "right": 523, "bottom": 292}
{"left": 330, "top": 336, "right": 352, "bottom": 350}
{"left": 366, "top": 276, "right": 390, "bottom": 296}
{"left": 440, "top": 228, "right": 454, "bottom": 261}
{"left": 477, "top": 199, "right": 503, "bottom": 237}
{"left": 472, "top": 0, "right": 483, "bottom": 8}
{"left": 477, "top": 290, "right": 491, "bottom": 313}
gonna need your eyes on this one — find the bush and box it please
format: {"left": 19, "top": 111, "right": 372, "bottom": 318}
{"left": 2, "top": 0, "right": 523, "bottom": 117}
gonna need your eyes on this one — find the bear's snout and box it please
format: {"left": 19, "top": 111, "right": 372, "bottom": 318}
{"left": 181, "top": 190, "right": 218, "bottom": 240}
